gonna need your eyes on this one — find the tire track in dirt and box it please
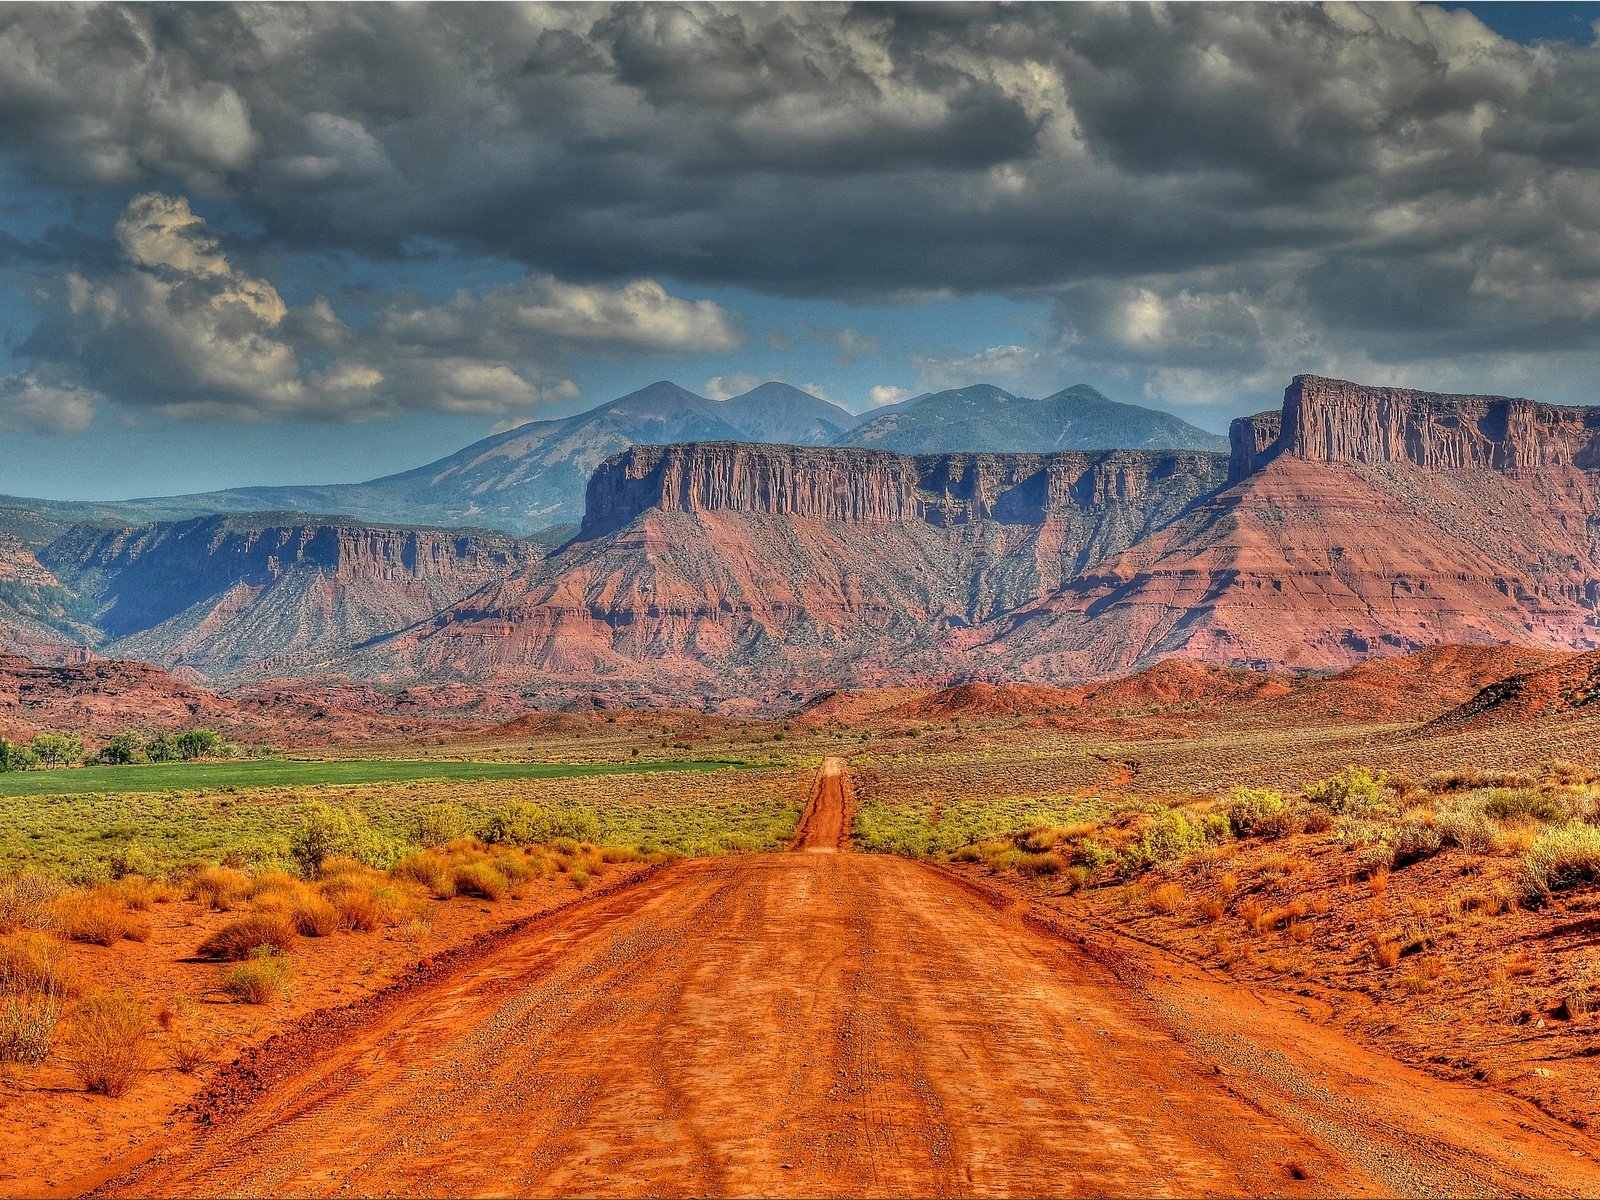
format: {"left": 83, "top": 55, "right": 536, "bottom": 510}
{"left": 101, "top": 758, "right": 1600, "bottom": 1198}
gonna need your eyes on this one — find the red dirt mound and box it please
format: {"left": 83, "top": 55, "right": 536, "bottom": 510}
{"left": 884, "top": 682, "right": 1081, "bottom": 721}
{"left": 1060, "top": 659, "right": 1292, "bottom": 710}
{"left": 1277, "top": 644, "right": 1575, "bottom": 723}
{"left": 1428, "top": 648, "right": 1600, "bottom": 731}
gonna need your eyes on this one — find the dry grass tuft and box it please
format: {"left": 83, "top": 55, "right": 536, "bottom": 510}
{"left": 186, "top": 866, "right": 251, "bottom": 911}
{"left": 290, "top": 893, "right": 340, "bottom": 938}
{"left": 393, "top": 852, "right": 457, "bottom": 899}
{"left": 55, "top": 890, "right": 152, "bottom": 946}
{"left": 220, "top": 948, "right": 293, "bottom": 1005}
{"left": 65, "top": 988, "right": 151, "bottom": 1097}
{"left": 1146, "top": 882, "right": 1185, "bottom": 915}
{"left": 453, "top": 862, "right": 510, "bottom": 902}
{"left": 0, "top": 871, "right": 70, "bottom": 933}
{"left": 196, "top": 912, "right": 296, "bottom": 961}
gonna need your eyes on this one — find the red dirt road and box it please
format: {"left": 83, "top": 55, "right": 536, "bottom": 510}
{"left": 105, "top": 758, "right": 1600, "bottom": 1198}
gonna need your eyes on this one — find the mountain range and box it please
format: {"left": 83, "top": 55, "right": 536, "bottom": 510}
{"left": 0, "top": 380, "right": 1224, "bottom": 538}
{"left": 3, "top": 373, "right": 1598, "bottom": 713}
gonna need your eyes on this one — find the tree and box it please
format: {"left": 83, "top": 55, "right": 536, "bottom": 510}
{"left": 0, "top": 737, "right": 39, "bottom": 772}
{"left": 98, "top": 732, "right": 145, "bottom": 766}
{"left": 176, "top": 728, "right": 225, "bottom": 761}
{"left": 144, "top": 734, "right": 179, "bottom": 762}
{"left": 30, "top": 733, "right": 83, "bottom": 767}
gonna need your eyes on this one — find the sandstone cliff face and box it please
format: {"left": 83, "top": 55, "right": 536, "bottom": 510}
{"left": 1259, "top": 375, "right": 1600, "bottom": 471}
{"left": 583, "top": 443, "right": 1228, "bottom": 535}
{"left": 341, "top": 443, "right": 1228, "bottom": 705}
{"left": 41, "top": 516, "right": 541, "bottom": 677}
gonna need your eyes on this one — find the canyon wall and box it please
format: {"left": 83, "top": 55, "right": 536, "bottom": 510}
{"left": 582, "top": 442, "right": 1230, "bottom": 536}
{"left": 1239, "top": 375, "right": 1600, "bottom": 472}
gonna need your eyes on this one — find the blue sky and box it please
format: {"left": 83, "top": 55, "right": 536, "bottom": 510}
{"left": 3, "top": 2, "right": 1600, "bottom": 499}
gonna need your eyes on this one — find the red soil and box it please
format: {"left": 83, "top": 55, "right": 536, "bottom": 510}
{"left": 93, "top": 763, "right": 1600, "bottom": 1199}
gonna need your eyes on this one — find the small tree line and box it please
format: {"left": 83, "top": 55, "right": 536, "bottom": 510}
{"left": 0, "top": 728, "right": 229, "bottom": 772}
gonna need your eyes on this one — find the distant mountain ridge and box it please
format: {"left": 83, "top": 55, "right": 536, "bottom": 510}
{"left": 838, "top": 384, "right": 1227, "bottom": 455}
{"left": 0, "top": 380, "right": 1224, "bottom": 538}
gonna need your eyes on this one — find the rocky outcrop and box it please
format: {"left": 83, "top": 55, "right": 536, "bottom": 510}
{"left": 38, "top": 515, "right": 542, "bottom": 677}
{"left": 1257, "top": 375, "right": 1600, "bottom": 472}
{"left": 1228, "top": 411, "right": 1282, "bottom": 483}
{"left": 582, "top": 443, "right": 1230, "bottom": 536}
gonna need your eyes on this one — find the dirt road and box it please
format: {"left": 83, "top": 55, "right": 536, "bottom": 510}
{"left": 104, "top": 757, "right": 1600, "bottom": 1197}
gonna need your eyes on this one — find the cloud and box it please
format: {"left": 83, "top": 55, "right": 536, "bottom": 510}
{"left": 3, "top": 6, "right": 1600, "bottom": 408}
{"left": 2, "top": 192, "right": 740, "bottom": 426}
{"left": 912, "top": 344, "right": 1055, "bottom": 394}
{"left": 703, "top": 373, "right": 767, "bottom": 400}
{"left": 0, "top": 373, "right": 100, "bottom": 433}
{"left": 866, "top": 384, "right": 912, "bottom": 408}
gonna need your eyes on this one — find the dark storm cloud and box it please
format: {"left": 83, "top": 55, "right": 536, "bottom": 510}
{"left": 2, "top": 1, "right": 1600, "bottom": 416}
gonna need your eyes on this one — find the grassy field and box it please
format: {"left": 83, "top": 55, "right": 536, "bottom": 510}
{"left": 0, "top": 757, "right": 742, "bottom": 798}
{"left": 0, "top": 764, "right": 812, "bottom": 879}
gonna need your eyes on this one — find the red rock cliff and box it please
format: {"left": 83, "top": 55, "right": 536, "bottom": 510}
{"left": 1241, "top": 375, "right": 1600, "bottom": 473}
{"left": 581, "top": 442, "right": 1229, "bottom": 536}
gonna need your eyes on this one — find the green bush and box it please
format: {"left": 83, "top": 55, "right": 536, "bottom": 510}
{"left": 1479, "top": 787, "right": 1562, "bottom": 824}
{"left": 1305, "top": 766, "right": 1388, "bottom": 813}
{"left": 1227, "top": 788, "right": 1286, "bottom": 837}
{"left": 409, "top": 801, "right": 470, "bottom": 848}
{"left": 480, "top": 801, "right": 600, "bottom": 846}
{"left": 143, "top": 735, "right": 180, "bottom": 763}
{"left": 1122, "top": 808, "right": 1209, "bottom": 876}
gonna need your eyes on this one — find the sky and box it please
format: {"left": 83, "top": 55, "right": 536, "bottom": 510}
{"left": 3, "top": 2, "right": 1600, "bottom": 500}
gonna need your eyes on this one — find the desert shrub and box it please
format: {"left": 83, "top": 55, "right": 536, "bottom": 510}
{"left": 55, "top": 891, "right": 151, "bottom": 946}
{"left": 1286, "top": 804, "right": 1327, "bottom": 835}
{"left": 1480, "top": 787, "right": 1563, "bottom": 824}
{"left": 290, "top": 802, "right": 364, "bottom": 876}
{"left": 1543, "top": 759, "right": 1600, "bottom": 787}
{"left": 0, "top": 993, "right": 61, "bottom": 1065}
{"left": 1305, "top": 766, "right": 1388, "bottom": 813}
{"left": 30, "top": 733, "right": 83, "bottom": 767}
{"left": 453, "top": 862, "right": 510, "bottom": 901}
{"left": 0, "top": 932, "right": 75, "bottom": 998}
{"left": 1227, "top": 788, "right": 1287, "bottom": 837}
{"left": 410, "top": 802, "right": 470, "bottom": 848}
{"left": 480, "top": 801, "right": 602, "bottom": 846}
{"left": 290, "top": 893, "right": 339, "bottom": 937}
{"left": 1391, "top": 820, "right": 1444, "bottom": 867}
{"left": 0, "top": 871, "right": 69, "bottom": 932}
{"left": 1354, "top": 843, "right": 1394, "bottom": 878}
{"left": 220, "top": 947, "right": 293, "bottom": 1004}
{"left": 1121, "top": 809, "right": 1209, "bottom": 876}
{"left": 65, "top": 988, "right": 151, "bottom": 1096}
{"left": 1521, "top": 823, "right": 1600, "bottom": 901}
{"left": 1438, "top": 810, "right": 1497, "bottom": 855}
{"left": 1015, "top": 851, "right": 1066, "bottom": 878}
{"left": 186, "top": 866, "right": 250, "bottom": 911}
{"left": 392, "top": 852, "right": 457, "bottom": 899}
{"left": 196, "top": 912, "right": 296, "bottom": 961}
